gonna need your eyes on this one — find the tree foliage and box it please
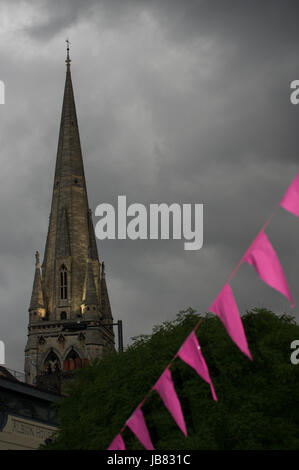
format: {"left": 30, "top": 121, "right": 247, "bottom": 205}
{"left": 43, "top": 308, "right": 299, "bottom": 450}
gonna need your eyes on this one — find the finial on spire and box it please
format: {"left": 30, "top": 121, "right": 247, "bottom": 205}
{"left": 65, "top": 38, "right": 71, "bottom": 67}
{"left": 35, "top": 251, "right": 40, "bottom": 267}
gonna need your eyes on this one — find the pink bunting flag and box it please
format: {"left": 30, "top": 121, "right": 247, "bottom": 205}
{"left": 177, "top": 331, "right": 217, "bottom": 401}
{"left": 107, "top": 433, "right": 126, "bottom": 450}
{"left": 280, "top": 172, "right": 299, "bottom": 217}
{"left": 127, "top": 408, "right": 154, "bottom": 450}
{"left": 153, "top": 368, "right": 187, "bottom": 436}
{"left": 210, "top": 283, "right": 252, "bottom": 359}
{"left": 243, "top": 230, "right": 294, "bottom": 307}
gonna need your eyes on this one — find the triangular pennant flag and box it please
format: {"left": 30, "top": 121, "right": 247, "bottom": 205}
{"left": 210, "top": 283, "right": 252, "bottom": 359}
{"left": 280, "top": 172, "right": 299, "bottom": 217}
{"left": 107, "top": 433, "right": 126, "bottom": 450}
{"left": 153, "top": 368, "right": 187, "bottom": 436}
{"left": 243, "top": 230, "right": 294, "bottom": 307}
{"left": 178, "top": 331, "right": 217, "bottom": 401}
{"left": 127, "top": 408, "right": 154, "bottom": 450}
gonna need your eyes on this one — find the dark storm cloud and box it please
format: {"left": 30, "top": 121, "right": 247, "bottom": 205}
{"left": 0, "top": 0, "right": 299, "bottom": 372}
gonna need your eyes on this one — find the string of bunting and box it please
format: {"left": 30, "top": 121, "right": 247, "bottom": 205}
{"left": 107, "top": 172, "right": 299, "bottom": 450}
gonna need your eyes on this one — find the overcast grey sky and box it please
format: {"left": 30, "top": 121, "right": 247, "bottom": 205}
{"left": 1, "top": 0, "right": 299, "bottom": 371}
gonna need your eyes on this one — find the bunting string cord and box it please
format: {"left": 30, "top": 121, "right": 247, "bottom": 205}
{"left": 119, "top": 319, "right": 203, "bottom": 433}
{"left": 118, "top": 201, "right": 281, "bottom": 435}
{"left": 187, "top": 202, "right": 281, "bottom": 336}
{"left": 225, "top": 201, "right": 281, "bottom": 286}
{"left": 112, "top": 174, "right": 296, "bottom": 446}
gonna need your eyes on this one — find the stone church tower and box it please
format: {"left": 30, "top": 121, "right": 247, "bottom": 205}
{"left": 24, "top": 46, "right": 115, "bottom": 391}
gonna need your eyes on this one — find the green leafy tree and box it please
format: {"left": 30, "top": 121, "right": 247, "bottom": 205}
{"left": 43, "top": 308, "right": 299, "bottom": 450}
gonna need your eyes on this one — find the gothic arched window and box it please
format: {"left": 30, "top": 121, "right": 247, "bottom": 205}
{"left": 60, "top": 265, "right": 68, "bottom": 300}
{"left": 63, "top": 349, "right": 82, "bottom": 371}
{"left": 44, "top": 351, "right": 60, "bottom": 375}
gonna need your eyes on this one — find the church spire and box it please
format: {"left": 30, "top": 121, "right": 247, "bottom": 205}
{"left": 25, "top": 45, "right": 115, "bottom": 389}
{"left": 41, "top": 44, "right": 97, "bottom": 317}
{"left": 29, "top": 251, "right": 45, "bottom": 316}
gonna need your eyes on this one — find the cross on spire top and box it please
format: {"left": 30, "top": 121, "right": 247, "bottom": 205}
{"left": 66, "top": 38, "right": 71, "bottom": 66}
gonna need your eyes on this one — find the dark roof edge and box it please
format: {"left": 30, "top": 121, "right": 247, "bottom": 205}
{"left": 0, "top": 376, "right": 61, "bottom": 402}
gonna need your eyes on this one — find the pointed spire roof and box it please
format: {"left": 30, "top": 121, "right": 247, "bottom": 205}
{"left": 41, "top": 43, "right": 101, "bottom": 316}
{"left": 88, "top": 209, "right": 99, "bottom": 260}
{"left": 29, "top": 251, "right": 45, "bottom": 311}
{"left": 100, "top": 262, "right": 113, "bottom": 327}
{"left": 82, "top": 249, "right": 99, "bottom": 305}
{"left": 53, "top": 41, "right": 87, "bottom": 186}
